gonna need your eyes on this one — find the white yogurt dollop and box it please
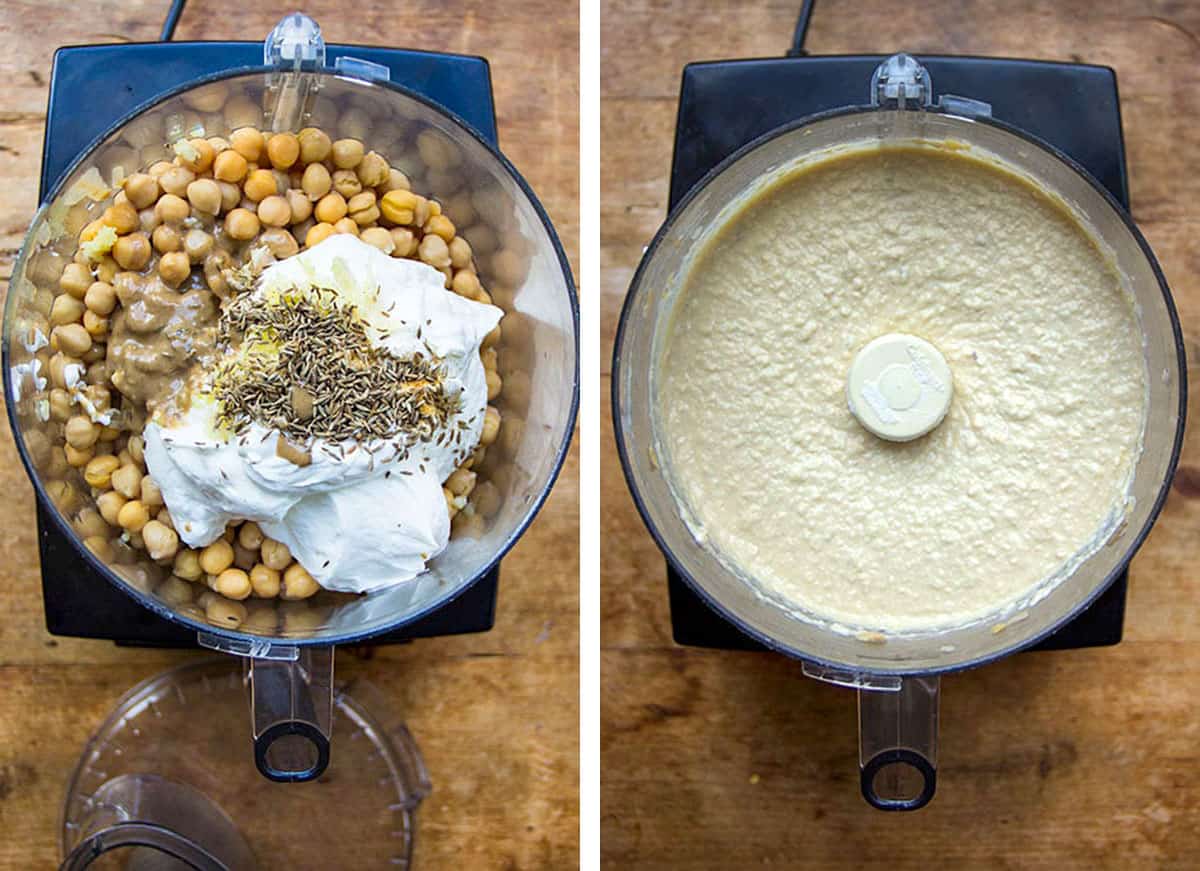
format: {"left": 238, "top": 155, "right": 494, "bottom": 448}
{"left": 143, "top": 235, "right": 502, "bottom": 593}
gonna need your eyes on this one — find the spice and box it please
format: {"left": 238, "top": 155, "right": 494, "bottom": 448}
{"left": 213, "top": 286, "right": 459, "bottom": 445}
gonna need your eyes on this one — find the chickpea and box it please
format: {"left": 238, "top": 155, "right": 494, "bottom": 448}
{"left": 444, "top": 486, "right": 460, "bottom": 520}
{"left": 238, "top": 521, "right": 265, "bottom": 550}
{"left": 257, "top": 194, "right": 291, "bottom": 228}
{"left": 451, "top": 269, "right": 481, "bottom": 299}
{"left": 279, "top": 190, "right": 310, "bottom": 226}
{"left": 481, "top": 406, "right": 501, "bottom": 445}
{"left": 64, "top": 443, "right": 94, "bottom": 467}
{"left": 259, "top": 228, "right": 299, "bottom": 259}
{"left": 302, "top": 163, "right": 332, "bottom": 199}
{"left": 102, "top": 202, "right": 140, "bottom": 235}
{"left": 148, "top": 160, "right": 173, "bottom": 178}
{"left": 412, "top": 195, "right": 433, "bottom": 228}
{"left": 249, "top": 563, "right": 281, "bottom": 598}
{"left": 205, "top": 596, "right": 246, "bottom": 628}
{"left": 59, "top": 262, "right": 92, "bottom": 298}
{"left": 383, "top": 168, "right": 411, "bottom": 193}
{"left": 360, "top": 226, "right": 395, "bottom": 254}
{"left": 347, "top": 191, "right": 380, "bottom": 225}
{"left": 157, "top": 576, "right": 194, "bottom": 606}
{"left": 46, "top": 479, "right": 79, "bottom": 512}
{"left": 123, "top": 173, "right": 160, "bottom": 209}
{"left": 155, "top": 194, "right": 190, "bottom": 225}
{"left": 266, "top": 132, "right": 300, "bottom": 170}
{"left": 422, "top": 213, "right": 453, "bottom": 242}
{"left": 333, "top": 217, "right": 359, "bottom": 236}
{"left": 207, "top": 135, "right": 230, "bottom": 154}
{"left": 142, "top": 520, "right": 179, "bottom": 560}
{"left": 152, "top": 224, "right": 182, "bottom": 254}
{"left": 175, "top": 137, "right": 212, "bottom": 173}
{"left": 138, "top": 206, "right": 160, "bottom": 234}
{"left": 356, "top": 150, "right": 389, "bottom": 187}
{"left": 242, "top": 168, "right": 277, "bottom": 203}
{"left": 83, "top": 310, "right": 108, "bottom": 339}
{"left": 380, "top": 189, "right": 417, "bottom": 225}
{"left": 199, "top": 538, "right": 235, "bottom": 575}
{"left": 260, "top": 538, "right": 292, "bottom": 571}
{"left": 173, "top": 548, "right": 203, "bottom": 581}
{"left": 186, "top": 178, "right": 222, "bottom": 215}
{"left": 314, "top": 192, "right": 347, "bottom": 224}
{"left": 486, "top": 370, "right": 502, "bottom": 401}
{"left": 158, "top": 165, "right": 195, "bottom": 197}
{"left": 331, "top": 138, "right": 364, "bottom": 169}
{"left": 128, "top": 434, "right": 145, "bottom": 466}
{"left": 111, "top": 463, "right": 143, "bottom": 499}
{"left": 48, "top": 389, "right": 71, "bottom": 422}
{"left": 218, "top": 181, "right": 242, "bottom": 212}
{"left": 63, "top": 413, "right": 98, "bottom": 449}
{"left": 183, "top": 229, "right": 214, "bottom": 263}
{"left": 141, "top": 475, "right": 163, "bottom": 508}
{"left": 215, "top": 568, "right": 252, "bottom": 600}
{"left": 297, "top": 127, "right": 332, "bottom": 163}
{"left": 305, "top": 222, "right": 336, "bottom": 248}
{"left": 224, "top": 208, "right": 260, "bottom": 241}
{"left": 449, "top": 237, "right": 473, "bottom": 270}
{"left": 447, "top": 467, "right": 478, "bottom": 499}
{"left": 332, "top": 169, "right": 362, "bottom": 199}
{"left": 158, "top": 251, "right": 191, "bottom": 288}
{"left": 281, "top": 562, "right": 319, "bottom": 600}
{"left": 111, "top": 233, "right": 150, "bottom": 272}
{"left": 229, "top": 127, "right": 264, "bottom": 162}
{"left": 418, "top": 234, "right": 451, "bottom": 269}
{"left": 97, "top": 490, "right": 127, "bottom": 526}
{"left": 84, "top": 454, "right": 121, "bottom": 489}
{"left": 50, "top": 294, "right": 86, "bottom": 326}
{"left": 213, "top": 148, "right": 248, "bottom": 183}
{"left": 390, "top": 228, "right": 417, "bottom": 257}
{"left": 117, "top": 499, "right": 150, "bottom": 532}
{"left": 204, "top": 249, "right": 233, "bottom": 299}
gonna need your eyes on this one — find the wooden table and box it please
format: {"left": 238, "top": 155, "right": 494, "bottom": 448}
{"left": 0, "top": 2, "right": 578, "bottom": 868}
{"left": 601, "top": 1, "right": 1200, "bottom": 867}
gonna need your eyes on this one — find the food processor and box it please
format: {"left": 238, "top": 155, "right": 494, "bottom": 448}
{"left": 4, "top": 12, "right": 578, "bottom": 786}
{"left": 613, "top": 51, "right": 1185, "bottom": 810}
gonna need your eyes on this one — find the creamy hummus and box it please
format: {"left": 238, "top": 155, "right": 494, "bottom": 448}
{"left": 658, "top": 144, "right": 1147, "bottom": 633}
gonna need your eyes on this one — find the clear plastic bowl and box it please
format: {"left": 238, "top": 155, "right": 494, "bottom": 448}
{"left": 5, "top": 68, "right": 578, "bottom": 647}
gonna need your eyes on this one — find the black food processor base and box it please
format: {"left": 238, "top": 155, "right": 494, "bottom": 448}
{"left": 38, "top": 41, "right": 502, "bottom": 646}
{"left": 665, "top": 54, "right": 1130, "bottom": 653}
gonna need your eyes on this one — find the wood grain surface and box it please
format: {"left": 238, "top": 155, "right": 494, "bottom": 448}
{"left": 601, "top": 1, "right": 1200, "bottom": 868}
{"left": 0, "top": 2, "right": 578, "bottom": 869}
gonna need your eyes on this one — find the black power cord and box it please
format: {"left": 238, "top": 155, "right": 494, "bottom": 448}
{"left": 160, "top": 0, "right": 188, "bottom": 41}
{"left": 786, "top": 0, "right": 817, "bottom": 57}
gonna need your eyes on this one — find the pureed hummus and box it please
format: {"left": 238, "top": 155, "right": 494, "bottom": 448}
{"left": 657, "top": 142, "right": 1147, "bottom": 633}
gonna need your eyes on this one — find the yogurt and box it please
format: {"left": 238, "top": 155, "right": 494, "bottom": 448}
{"left": 144, "top": 235, "right": 502, "bottom": 593}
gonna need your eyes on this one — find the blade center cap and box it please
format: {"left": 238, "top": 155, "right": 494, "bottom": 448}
{"left": 846, "top": 333, "right": 953, "bottom": 442}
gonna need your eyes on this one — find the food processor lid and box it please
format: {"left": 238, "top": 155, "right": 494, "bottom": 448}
{"left": 60, "top": 660, "right": 431, "bottom": 869}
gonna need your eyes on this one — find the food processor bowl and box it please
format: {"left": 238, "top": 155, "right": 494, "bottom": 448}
{"left": 613, "top": 54, "right": 1184, "bottom": 808}
{"left": 5, "top": 15, "right": 577, "bottom": 781}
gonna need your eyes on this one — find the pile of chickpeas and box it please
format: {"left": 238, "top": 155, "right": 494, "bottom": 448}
{"left": 37, "top": 107, "right": 509, "bottom": 631}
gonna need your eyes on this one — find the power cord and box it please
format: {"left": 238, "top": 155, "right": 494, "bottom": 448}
{"left": 160, "top": 0, "right": 188, "bottom": 41}
{"left": 786, "top": 0, "right": 817, "bottom": 57}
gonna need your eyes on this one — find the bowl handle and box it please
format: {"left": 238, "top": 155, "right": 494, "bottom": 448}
{"left": 246, "top": 647, "right": 334, "bottom": 783}
{"left": 857, "top": 676, "right": 940, "bottom": 811}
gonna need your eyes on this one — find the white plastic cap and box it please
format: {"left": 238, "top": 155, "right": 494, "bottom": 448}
{"left": 846, "top": 333, "right": 952, "bottom": 442}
